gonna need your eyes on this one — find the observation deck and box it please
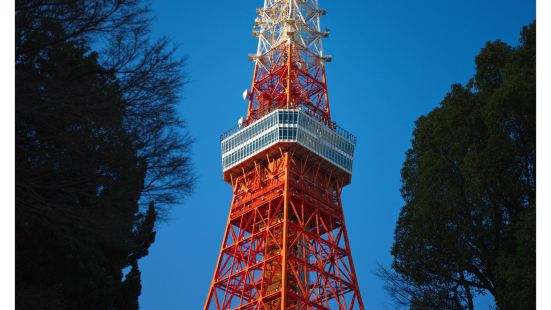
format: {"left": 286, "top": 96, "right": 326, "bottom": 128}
{"left": 221, "top": 109, "right": 356, "bottom": 184}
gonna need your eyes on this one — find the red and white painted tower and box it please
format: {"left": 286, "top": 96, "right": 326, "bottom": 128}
{"left": 205, "top": 1, "right": 364, "bottom": 309}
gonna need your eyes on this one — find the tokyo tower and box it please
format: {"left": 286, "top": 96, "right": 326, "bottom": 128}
{"left": 205, "top": 1, "right": 364, "bottom": 309}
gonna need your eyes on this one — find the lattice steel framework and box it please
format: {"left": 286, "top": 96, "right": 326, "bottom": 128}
{"left": 205, "top": 1, "right": 364, "bottom": 309}
{"left": 246, "top": 0, "right": 331, "bottom": 125}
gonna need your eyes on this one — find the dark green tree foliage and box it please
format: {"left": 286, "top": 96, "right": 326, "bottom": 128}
{"left": 16, "top": 1, "right": 193, "bottom": 309}
{"left": 386, "top": 22, "right": 535, "bottom": 309}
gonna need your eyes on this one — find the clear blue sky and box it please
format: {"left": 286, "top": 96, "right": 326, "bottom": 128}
{"left": 138, "top": 1, "right": 535, "bottom": 308}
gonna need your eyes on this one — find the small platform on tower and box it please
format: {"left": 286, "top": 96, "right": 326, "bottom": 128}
{"left": 221, "top": 109, "right": 356, "bottom": 185}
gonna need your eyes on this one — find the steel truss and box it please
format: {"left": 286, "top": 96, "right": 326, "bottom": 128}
{"left": 205, "top": 1, "right": 364, "bottom": 309}
{"left": 205, "top": 150, "right": 364, "bottom": 309}
{"left": 246, "top": 0, "right": 331, "bottom": 125}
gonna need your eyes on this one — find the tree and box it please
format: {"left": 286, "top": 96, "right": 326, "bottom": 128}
{"left": 381, "top": 22, "right": 535, "bottom": 309}
{"left": 15, "top": 0, "right": 194, "bottom": 308}
{"left": 16, "top": 0, "right": 194, "bottom": 208}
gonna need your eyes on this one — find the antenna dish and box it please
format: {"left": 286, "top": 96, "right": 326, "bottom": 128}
{"left": 242, "top": 89, "right": 249, "bottom": 100}
{"left": 238, "top": 117, "right": 244, "bottom": 127}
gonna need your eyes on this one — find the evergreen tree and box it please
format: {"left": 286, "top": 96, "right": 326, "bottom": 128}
{"left": 382, "top": 22, "right": 535, "bottom": 309}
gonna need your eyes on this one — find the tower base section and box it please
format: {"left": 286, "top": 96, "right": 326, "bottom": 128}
{"left": 205, "top": 150, "right": 364, "bottom": 310}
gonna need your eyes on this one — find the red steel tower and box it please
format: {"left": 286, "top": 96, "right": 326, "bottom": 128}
{"left": 205, "top": 1, "right": 364, "bottom": 309}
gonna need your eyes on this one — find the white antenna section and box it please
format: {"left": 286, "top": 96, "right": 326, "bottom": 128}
{"left": 252, "top": 0, "right": 328, "bottom": 71}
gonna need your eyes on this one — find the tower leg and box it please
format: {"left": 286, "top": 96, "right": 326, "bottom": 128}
{"left": 205, "top": 153, "right": 364, "bottom": 310}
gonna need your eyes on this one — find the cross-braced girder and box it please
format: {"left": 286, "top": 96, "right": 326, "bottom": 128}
{"left": 205, "top": 152, "right": 364, "bottom": 309}
{"left": 247, "top": 0, "right": 332, "bottom": 125}
{"left": 253, "top": 0, "right": 326, "bottom": 60}
{"left": 206, "top": 1, "right": 364, "bottom": 308}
